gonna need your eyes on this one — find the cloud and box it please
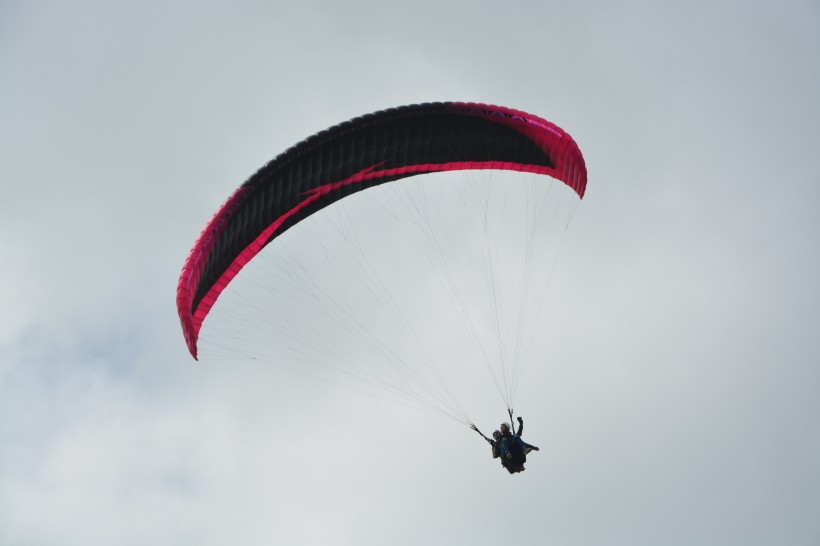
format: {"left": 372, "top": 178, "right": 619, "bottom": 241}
{"left": 1, "top": 0, "right": 819, "bottom": 544}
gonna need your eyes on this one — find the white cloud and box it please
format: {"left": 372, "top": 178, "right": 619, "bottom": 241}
{"left": 1, "top": 0, "right": 818, "bottom": 544}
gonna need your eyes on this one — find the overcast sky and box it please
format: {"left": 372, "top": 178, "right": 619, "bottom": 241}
{"left": 2, "top": 1, "right": 819, "bottom": 545}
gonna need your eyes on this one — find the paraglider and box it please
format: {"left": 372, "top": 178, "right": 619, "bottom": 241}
{"left": 176, "top": 102, "right": 586, "bottom": 473}
{"left": 472, "top": 416, "right": 539, "bottom": 474}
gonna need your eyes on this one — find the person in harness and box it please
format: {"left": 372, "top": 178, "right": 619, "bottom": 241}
{"left": 472, "top": 416, "right": 540, "bottom": 474}
{"left": 489, "top": 429, "right": 518, "bottom": 474}
{"left": 499, "top": 417, "right": 539, "bottom": 472}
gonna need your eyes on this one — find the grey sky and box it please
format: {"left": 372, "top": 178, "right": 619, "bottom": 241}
{"left": 2, "top": 1, "right": 819, "bottom": 545}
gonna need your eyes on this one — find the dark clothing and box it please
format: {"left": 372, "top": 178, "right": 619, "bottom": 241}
{"left": 500, "top": 420, "right": 537, "bottom": 469}
{"left": 487, "top": 439, "right": 516, "bottom": 473}
{"left": 500, "top": 432, "right": 526, "bottom": 465}
{"left": 475, "top": 418, "right": 537, "bottom": 475}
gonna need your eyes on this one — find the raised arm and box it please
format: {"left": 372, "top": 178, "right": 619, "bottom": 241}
{"left": 471, "top": 424, "right": 495, "bottom": 446}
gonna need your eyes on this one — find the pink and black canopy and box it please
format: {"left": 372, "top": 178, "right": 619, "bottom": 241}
{"left": 177, "top": 102, "right": 587, "bottom": 359}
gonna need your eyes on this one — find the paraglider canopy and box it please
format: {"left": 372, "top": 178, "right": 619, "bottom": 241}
{"left": 176, "top": 102, "right": 587, "bottom": 359}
